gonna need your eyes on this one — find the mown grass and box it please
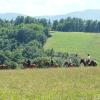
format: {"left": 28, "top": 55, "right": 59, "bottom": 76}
{"left": 0, "top": 68, "right": 100, "bottom": 100}
{"left": 44, "top": 32, "right": 100, "bottom": 65}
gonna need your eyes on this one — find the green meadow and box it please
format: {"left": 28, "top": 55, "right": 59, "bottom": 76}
{"left": 0, "top": 68, "right": 100, "bottom": 100}
{"left": 0, "top": 32, "right": 100, "bottom": 100}
{"left": 44, "top": 32, "right": 100, "bottom": 65}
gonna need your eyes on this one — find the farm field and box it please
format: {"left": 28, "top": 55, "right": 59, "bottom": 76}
{"left": 0, "top": 68, "right": 100, "bottom": 100}
{"left": 44, "top": 32, "right": 100, "bottom": 65}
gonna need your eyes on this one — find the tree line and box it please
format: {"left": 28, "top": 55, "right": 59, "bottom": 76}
{"left": 52, "top": 17, "right": 100, "bottom": 32}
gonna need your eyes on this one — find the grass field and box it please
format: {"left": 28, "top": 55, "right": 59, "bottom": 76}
{"left": 0, "top": 68, "right": 100, "bottom": 100}
{"left": 44, "top": 32, "right": 100, "bottom": 65}
{"left": 0, "top": 32, "right": 100, "bottom": 100}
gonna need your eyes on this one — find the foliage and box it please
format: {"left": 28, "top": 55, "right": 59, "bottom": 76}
{"left": 0, "top": 17, "right": 50, "bottom": 68}
{"left": 33, "top": 57, "right": 51, "bottom": 68}
{"left": 52, "top": 17, "right": 100, "bottom": 32}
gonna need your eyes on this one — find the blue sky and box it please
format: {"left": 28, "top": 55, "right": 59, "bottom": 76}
{"left": 0, "top": 0, "right": 99, "bottom": 16}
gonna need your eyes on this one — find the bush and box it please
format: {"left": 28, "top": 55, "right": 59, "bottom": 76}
{"left": 5, "top": 61, "right": 17, "bottom": 69}
{"left": 66, "top": 54, "right": 80, "bottom": 66}
{"left": 53, "top": 57, "right": 64, "bottom": 67}
{"left": 33, "top": 57, "right": 51, "bottom": 68}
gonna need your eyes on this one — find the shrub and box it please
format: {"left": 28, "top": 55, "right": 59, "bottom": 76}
{"left": 33, "top": 57, "right": 51, "bottom": 68}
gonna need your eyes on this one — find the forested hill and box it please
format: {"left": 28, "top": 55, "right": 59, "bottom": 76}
{"left": 0, "top": 16, "right": 51, "bottom": 67}
{"left": 0, "top": 16, "right": 100, "bottom": 68}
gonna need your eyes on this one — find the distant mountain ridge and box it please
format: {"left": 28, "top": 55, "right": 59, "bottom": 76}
{"left": 0, "top": 13, "right": 25, "bottom": 20}
{"left": 66, "top": 9, "right": 100, "bottom": 20}
{"left": 0, "top": 9, "right": 100, "bottom": 21}
{"left": 37, "top": 9, "right": 100, "bottom": 21}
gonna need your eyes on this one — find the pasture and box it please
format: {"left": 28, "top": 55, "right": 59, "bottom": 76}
{"left": 44, "top": 32, "right": 100, "bottom": 65}
{"left": 0, "top": 68, "right": 100, "bottom": 100}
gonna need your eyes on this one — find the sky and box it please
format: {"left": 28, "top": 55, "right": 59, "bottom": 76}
{"left": 0, "top": 0, "right": 99, "bottom": 16}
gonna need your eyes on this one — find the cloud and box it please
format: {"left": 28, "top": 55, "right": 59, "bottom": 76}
{"left": 0, "top": 0, "right": 99, "bottom": 16}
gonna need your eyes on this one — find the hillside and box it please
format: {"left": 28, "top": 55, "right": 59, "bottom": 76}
{"left": 0, "top": 13, "right": 25, "bottom": 20}
{"left": 66, "top": 9, "right": 100, "bottom": 20}
{"left": 44, "top": 32, "right": 100, "bottom": 64}
{"left": 1, "top": 9, "right": 100, "bottom": 21}
{"left": 0, "top": 68, "right": 100, "bottom": 99}
{"left": 0, "top": 17, "right": 50, "bottom": 68}
{"left": 35, "top": 9, "right": 100, "bottom": 21}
